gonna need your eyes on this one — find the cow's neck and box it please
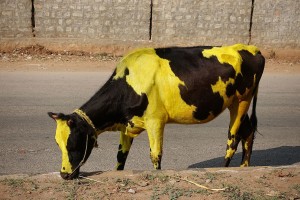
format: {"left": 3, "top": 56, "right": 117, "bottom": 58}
{"left": 79, "top": 77, "right": 125, "bottom": 132}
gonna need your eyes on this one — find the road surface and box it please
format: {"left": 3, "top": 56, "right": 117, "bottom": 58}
{"left": 0, "top": 72, "right": 299, "bottom": 175}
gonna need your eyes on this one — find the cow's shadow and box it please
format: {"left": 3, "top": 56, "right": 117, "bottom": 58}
{"left": 188, "top": 146, "right": 300, "bottom": 168}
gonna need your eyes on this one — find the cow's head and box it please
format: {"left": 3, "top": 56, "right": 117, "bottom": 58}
{"left": 48, "top": 112, "right": 97, "bottom": 180}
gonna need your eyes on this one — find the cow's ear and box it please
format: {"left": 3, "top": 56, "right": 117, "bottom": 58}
{"left": 48, "top": 112, "right": 59, "bottom": 120}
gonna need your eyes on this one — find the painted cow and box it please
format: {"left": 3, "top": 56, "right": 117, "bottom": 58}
{"left": 48, "top": 44, "right": 265, "bottom": 179}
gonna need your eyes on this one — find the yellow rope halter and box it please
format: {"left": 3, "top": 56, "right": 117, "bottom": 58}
{"left": 73, "top": 109, "right": 99, "bottom": 146}
{"left": 73, "top": 109, "right": 96, "bottom": 131}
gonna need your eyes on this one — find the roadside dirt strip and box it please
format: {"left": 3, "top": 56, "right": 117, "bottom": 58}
{"left": 1, "top": 165, "right": 299, "bottom": 200}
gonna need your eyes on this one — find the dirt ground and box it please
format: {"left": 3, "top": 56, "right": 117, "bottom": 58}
{"left": 0, "top": 45, "right": 300, "bottom": 200}
{"left": 0, "top": 44, "right": 299, "bottom": 73}
{"left": 0, "top": 166, "right": 299, "bottom": 200}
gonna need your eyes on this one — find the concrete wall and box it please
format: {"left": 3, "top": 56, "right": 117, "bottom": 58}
{"left": 34, "top": 0, "right": 150, "bottom": 41}
{"left": 0, "top": 0, "right": 32, "bottom": 38}
{"left": 252, "top": 0, "right": 300, "bottom": 48}
{"left": 0, "top": 0, "right": 299, "bottom": 50}
{"left": 151, "top": 0, "right": 251, "bottom": 46}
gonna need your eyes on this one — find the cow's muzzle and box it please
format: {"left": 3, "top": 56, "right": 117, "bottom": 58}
{"left": 60, "top": 170, "right": 79, "bottom": 180}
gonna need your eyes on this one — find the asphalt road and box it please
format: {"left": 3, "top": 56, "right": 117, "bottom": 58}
{"left": 0, "top": 72, "right": 299, "bottom": 175}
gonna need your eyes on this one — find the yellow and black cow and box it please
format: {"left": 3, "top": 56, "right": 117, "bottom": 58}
{"left": 48, "top": 43, "right": 265, "bottom": 179}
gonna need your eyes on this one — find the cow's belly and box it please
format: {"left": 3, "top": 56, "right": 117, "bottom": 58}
{"left": 165, "top": 90, "right": 235, "bottom": 124}
{"left": 166, "top": 101, "right": 227, "bottom": 124}
{"left": 167, "top": 108, "right": 199, "bottom": 124}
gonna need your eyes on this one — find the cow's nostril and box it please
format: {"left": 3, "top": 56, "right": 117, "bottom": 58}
{"left": 60, "top": 172, "right": 70, "bottom": 180}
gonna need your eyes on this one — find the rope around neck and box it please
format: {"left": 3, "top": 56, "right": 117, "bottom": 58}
{"left": 73, "top": 108, "right": 99, "bottom": 147}
{"left": 74, "top": 109, "right": 97, "bottom": 132}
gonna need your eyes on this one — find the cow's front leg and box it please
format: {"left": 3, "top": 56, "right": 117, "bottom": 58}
{"left": 146, "top": 119, "right": 165, "bottom": 170}
{"left": 224, "top": 129, "right": 241, "bottom": 167}
{"left": 116, "top": 131, "right": 133, "bottom": 170}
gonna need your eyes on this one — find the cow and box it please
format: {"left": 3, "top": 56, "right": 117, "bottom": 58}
{"left": 48, "top": 43, "right": 265, "bottom": 180}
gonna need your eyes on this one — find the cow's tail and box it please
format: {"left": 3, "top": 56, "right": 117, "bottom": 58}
{"left": 250, "top": 51, "right": 265, "bottom": 136}
{"left": 250, "top": 86, "right": 258, "bottom": 133}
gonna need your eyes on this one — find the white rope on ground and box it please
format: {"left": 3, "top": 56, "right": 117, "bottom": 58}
{"left": 78, "top": 175, "right": 105, "bottom": 183}
{"left": 180, "top": 177, "right": 227, "bottom": 192}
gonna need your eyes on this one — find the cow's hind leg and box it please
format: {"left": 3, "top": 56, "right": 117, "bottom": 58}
{"left": 239, "top": 114, "right": 255, "bottom": 167}
{"left": 224, "top": 127, "right": 241, "bottom": 167}
{"left": 225, "top": 98, "right": 252, "bottom": 167}
{"left": 116, "top": 131, "right": 133, "bottom": 170}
